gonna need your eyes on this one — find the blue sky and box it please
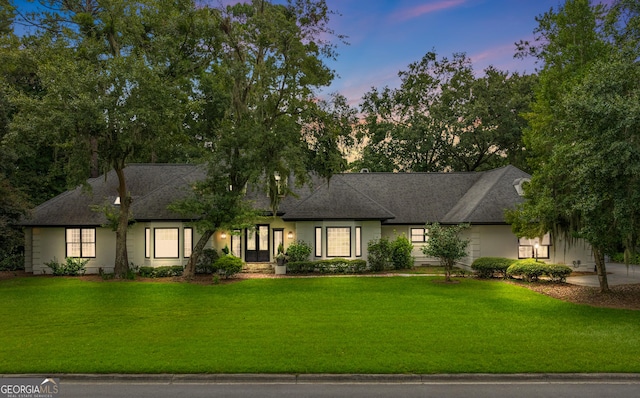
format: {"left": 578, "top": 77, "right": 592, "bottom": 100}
{"left": 320, "top": 0, "right": 566, "bottom": 106}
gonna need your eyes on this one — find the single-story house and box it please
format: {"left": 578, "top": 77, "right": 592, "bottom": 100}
{"left": 21, "top": 163, "right": 594, "bottom": 274}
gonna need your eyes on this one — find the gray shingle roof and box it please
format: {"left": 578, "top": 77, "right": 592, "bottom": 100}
{"left": 22, "top": 164, "right": 529, "bottom": 226}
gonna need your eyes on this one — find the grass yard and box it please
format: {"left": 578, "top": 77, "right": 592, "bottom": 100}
{"left": 1, "top": 276, "right": 639, "bottom": 374}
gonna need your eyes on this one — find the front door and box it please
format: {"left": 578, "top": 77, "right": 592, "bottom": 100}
{"left": 245, "top": 225, "right": 270, "bottom": 262}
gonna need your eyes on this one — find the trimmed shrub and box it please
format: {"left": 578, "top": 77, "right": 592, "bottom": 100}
{"left": 286, "top": 261, "right": 316, "bottom": 274}
{"left": 138, "top": 265, "right": 184, "bottom": 278}
{"left": 286, "top": 259, "right": 368, "bottom": 274}
{"left": 390, "top": 235, "right": 414, "bottom": 270}
{"left": 507, "top": 260, "right": 573, "bottom": 283}
{"left": 214, "top": 255, "right": 243, "bottom": 279}
{"left": 367, "top": 237, "right": 392, "bottom": 271}
{"left": 507, "top": 259, "right": 547, "bottom": 282}
{"left": 546, "top": 264, "right": 573, "bottom": 283}
{"left": 286, "top": 240, "right": 312, "bottom": 263}
{"left": 471, "top": 257, "right": 515, "bottom": 279}
{"left": 196, "top": 249, "right": 219, "bottom": 274}
{"left": 45, "top": 257, "right": 88, "bottom": 276}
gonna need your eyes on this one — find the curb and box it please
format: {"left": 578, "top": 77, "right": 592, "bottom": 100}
{"left": 2, "top": 373, "right": 640, "bottom": 384}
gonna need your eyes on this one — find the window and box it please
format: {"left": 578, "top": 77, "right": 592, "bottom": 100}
{"left": 154, "top": 228, "right": 179, "bottom": 258}
{"left": 273, "top": 229, "right": 284, "bottom": 256}
{"left": 355, "top": 227, "right": 362, "bottom": 257}
{"left": 327, "top": 227, "right": 351, "bottom": 257}
{"left": 231, "top": 230, "right": 241, "bottom": 257}
{"left": 145, "top": 228, "right": 150, "bottom": 258}
{"left": 66, "top": 228, "right": 96, "bottom": 258}
{"left": 411, "top": 228, "right": 426, "bottom": 243}
{"left": 184, "top": 228, "right": 193, "bottom": 258}
{"left": 518, "top": 234, "right": 551, "bottom": 259}
{"left": 315, "top": 227, "right": 322, "bottom": 257}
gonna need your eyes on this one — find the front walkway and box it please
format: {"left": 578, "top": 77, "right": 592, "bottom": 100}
{"left": 566, "top": 263, "right": 640, "bottom": 287}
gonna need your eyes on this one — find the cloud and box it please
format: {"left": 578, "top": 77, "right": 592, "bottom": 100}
{"left": 390, "top": 0, "right": 467, "bottom": 22}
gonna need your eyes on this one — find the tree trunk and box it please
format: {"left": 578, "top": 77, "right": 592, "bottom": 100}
{"left": 183, "top": 229, "right": 215, "bottom": 279}
{"left": 593, "top": 247, "right": 610, "bottom": 293}
{"left": 113, "top": 166, "right": 130, "bottom": 278}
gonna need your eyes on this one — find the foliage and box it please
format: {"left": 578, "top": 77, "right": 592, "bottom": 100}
{"left": 195, "top": 249, "right": 220, "bottom": 275}
{"left": 213, "top": 255, "right": 244, "bottom": 279}
{"left": 390, "top": 234, "right": 414, "bottom": 270}
{"left": 366, "top": 237, "right": 392, "bottom": 271}
{"left": 354, "top": 51, "right": 535, "bottom": 172}
{"left": 421, "top": 223, "right": 470, "bottom": 282}
{"left": 44, "top": 257, "right": 88, "bottom": 276}
{"left": 171, "top": 0, "right": 352, "bottom": 278}
{"left": 471, "top": 257, "right": 515, "bottom": 279}
{"left": 506, "top": 259, "right": 547, "bottom": 282}
{"left": 0, "top": 253, "right": 24, "bottom": 271}
{"left": 506, "top": 260, "right": 572, "bottom": 283}
{"left": 509, "top": 0, "right": 640, "bottom": 293}
{"left": 138, "top": 266, "right": 184, "bottom": 278}
{"left": 287, "top": 259, "right": 367, "bottom": 274}
{"left": 285, "top": 240, "right": 312, "bottom": 263}
{"left": 7, "top": 0, "right": 212, "bottom": 277}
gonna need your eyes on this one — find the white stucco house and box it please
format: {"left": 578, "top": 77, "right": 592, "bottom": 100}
{"left": 20, "top": 163, "right": 594, "bottom": 274}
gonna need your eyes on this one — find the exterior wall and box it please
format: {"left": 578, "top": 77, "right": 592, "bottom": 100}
{"left": 27, "top": 226, "right": 117, "bottom": 274}
{"left": 295, "top": 220, "right": 381, "bottom": 262}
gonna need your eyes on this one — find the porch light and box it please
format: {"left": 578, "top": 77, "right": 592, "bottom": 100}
{"left": 287, "top": 231, "right": 294, "bottom": 239}
{"left": 221, "top": 232, "right": 227, "bottom": 239}
{"left": 534, "top": 243, "right": 539, "bottom": 262}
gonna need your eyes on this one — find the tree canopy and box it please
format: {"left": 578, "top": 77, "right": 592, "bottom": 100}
{"left": 508, "top": 0, "right": 640, "bottom": 292}
{"left": 354, "top": 51, "right": 535, "bottom": 173}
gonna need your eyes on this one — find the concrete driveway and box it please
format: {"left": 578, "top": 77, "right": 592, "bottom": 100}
{"left": 566, "top": 263, "right": 640, "bottom": 287}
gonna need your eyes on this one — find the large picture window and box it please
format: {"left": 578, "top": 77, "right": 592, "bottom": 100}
{"left": 154, "top": 228, "right": 179, "bottom": 258}
{"left": 66, "top": 228, "right": 96, "bottom": 258}
{"left": 327, "top": 227, "right": 351, "bottom": 257}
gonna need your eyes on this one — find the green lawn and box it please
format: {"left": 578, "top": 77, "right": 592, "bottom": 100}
{"left": 1, "top": 276, "right": 639, "bottom": 374}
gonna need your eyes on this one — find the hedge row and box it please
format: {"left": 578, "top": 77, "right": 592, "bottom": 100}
{"left": 287, "top": 259, "right": 368, "bottom": 274}
{"left": 471, "top": 257, "right": 515, "bottom": 279}
{"left": 139, "top": 265, "right": 184, "bottom": 278}
{"left": 506, "top": 259, "right": 573, "bottom": 282}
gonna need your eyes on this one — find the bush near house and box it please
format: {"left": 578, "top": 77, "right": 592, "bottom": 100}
{"left": 390, "top": 235, "right": 414, "bottom": 270}
{"left": 44, "top": 257, "right": 88, "bottom": 276}
{"left": 287, "top": 259, "right": 367, "bottom": 274}
{"left": 368, "top": 235, "right": 414, "bottom": 271}
{"left": 507, "top": 259, "right": 572, "bottom": 283}
{"left": 213, "top": 255, "right": 243, "bottom": 279}
{"left": 286, "top": 240, "right": 312, "bottom": 262}
{"left": 471, "top": 257, "right": 515, "bottom": 279}
{"left": 139, "top": 265, "right": 184, "bottom": 278}
{"left": 195, "top": 249, "right": 220, "bottom": 274}
{"left": 367, "top": 237, "right": 392, "bottom": 271}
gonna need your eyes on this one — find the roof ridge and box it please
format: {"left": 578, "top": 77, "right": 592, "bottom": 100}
{"left": 443, "top": 167, "right": 510, "bottom": 222}
{"left": 337, "top": 175, "right": 397, "bottom": 219}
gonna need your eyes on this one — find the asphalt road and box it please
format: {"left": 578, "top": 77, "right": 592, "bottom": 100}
{"left": 57, "top": 375, "right": 640, "bottom": 398}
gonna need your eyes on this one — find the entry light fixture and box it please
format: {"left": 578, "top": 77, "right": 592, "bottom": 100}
{"left": 221, "top": 232, "right": 227, "bottom": 239}
{"left": 287, "top": 231, "right": 294, "bottom": 239}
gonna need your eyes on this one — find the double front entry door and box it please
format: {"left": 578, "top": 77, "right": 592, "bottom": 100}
{"left": 245, "top": 225, "right": 284, "bottom": 263}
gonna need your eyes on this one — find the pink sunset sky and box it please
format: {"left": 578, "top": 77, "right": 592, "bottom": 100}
{"left": 316, "top": 0, "right": 614, "bottom": 106}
